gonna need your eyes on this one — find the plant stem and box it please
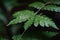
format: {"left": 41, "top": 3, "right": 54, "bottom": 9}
{"left": 35, "top": 2, "right": 50, "bottom": 14}
{"left": 19, "top": 30, "right": 26, "bottom": 40}
{"left": 19, "top": 2, "right": 50, "bottom": 40}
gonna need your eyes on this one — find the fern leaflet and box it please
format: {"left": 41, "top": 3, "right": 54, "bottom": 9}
{"left": 29, "top": 2, "right": 60, "bottom": 12}
{"left": 8, "top": 10, "right": 35, "bottom": 26}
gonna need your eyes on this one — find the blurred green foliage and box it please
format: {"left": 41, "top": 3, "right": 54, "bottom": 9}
{"left": 12, "top": 31, "right": 58, "bottom": 40}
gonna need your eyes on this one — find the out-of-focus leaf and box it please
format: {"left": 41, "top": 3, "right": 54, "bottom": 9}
{"left": 0, "top": 21, "right": 4, "bottom": 32}
{"left": 3, "top": 2, "right": 13, "bottom": 12}
{"left": 0, "top": 8, "right": 8, "bottom": 24}
{"left": 12, "top": 35, "right": 21, "bottom": 40}
{"left": 0, "top": 14, "right": 8, "bottom": 24}
{"left": 11, "top": 25, "right": 21, "bottom": 35}
{"left": 12, "top": 31, "right": 57, "bottom": 40}
{"left": 0, "top": 37, "right": 8, "bottom": 40}
{"left": 41, "top": 31, "right": 58, "bottom": 38}
{"left": 12, "top": 33, "right": 42, "bottom": 40}
{"left": 3, "top": 0, "right": 20, "bottom": 12}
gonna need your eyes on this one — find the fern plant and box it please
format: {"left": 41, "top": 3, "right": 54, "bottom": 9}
{"left": 8, "top": 0, "right": 60, "bottom": 40}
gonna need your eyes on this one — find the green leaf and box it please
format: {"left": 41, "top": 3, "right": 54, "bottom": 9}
{"left": 7, "top": 17, "right": 20, "bottom": 26}
{"left": 13, "top": 10, "right": 35, "bottom": 18}
{"left": 29, "top": 2, "right": 44, "bottom": 9}
{"left": 40, "top": 15, "right": 59, "bottom": 29}
{"left": 29, "top": 2, "right": 60, "bottom": 12}
{"left": 40, "top": 16, "right": 50, "bottom": 27}
{"left": 33, "top": 14, "right": 59, "bottom": 29}
{"left": 43, "top": 5, "right": 60, "bottom": 12}
{"left": 39, "top": 15, "right": 45, "bottom": 27}
{"left": 24, "top": 17, "right": 34, "bottom": 30}
{"left": 34, "top": 15, "right": 40, "bottom": 27}
{"left": 49, "top": 21, "right": 59, "bottom": 29}
{"left": 8, "top": 10, "right": 35, "bottom": 26}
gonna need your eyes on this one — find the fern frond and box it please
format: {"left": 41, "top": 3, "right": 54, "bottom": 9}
{"left": 13, "top": 10, "right": 35, "bottom": 18}
{"left": 8, "top": 10, "right": 35, "bottom": 26}
{"left": 43, "top": 5, "right": 60, "bottom": 12}
{"left": 43, "top": 0, "right": 60, "bottom": 4}
{"left": 34, "top": 15, "right": 40, "bottom": 27}
{"left": 39, "top": 15, "right": 58, "bottom": 29}
{"left": 29, "top": 2, "right": 44, "bottom": 9}
{"left": 34, "top": 14, "right": 58, "bottom": 29}
{"left": 24, "top": 17, "right": 35, "bottom": 30}
{"left": 29, "top": 2, "right": 60, "bottom": 12}
{"left": 7, "top": 17, "right": 20, "bottom": 26}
